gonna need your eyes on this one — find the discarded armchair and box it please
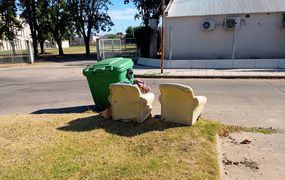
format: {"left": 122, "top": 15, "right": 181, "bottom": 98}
{"left": 109, "top": 83, "right": 155, "bottom": 123}
{"left": 159, "top": 83, "right": 207, "bottom": 126}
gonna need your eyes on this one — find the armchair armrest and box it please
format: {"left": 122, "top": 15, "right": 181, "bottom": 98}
{"left": 193, "top": 96, "right": 207, "bottom": 120}
{"left": 141, "top": 92, "right": 155, "bottom": 106}
{"left": 194, "top": 96, "right": 207, "bottom": 106}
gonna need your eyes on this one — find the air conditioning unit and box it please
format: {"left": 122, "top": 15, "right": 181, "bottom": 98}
{"left": 224, "top": 17, "right": 240, "bottom": 31}
{"left": 202, "top": 20, "right": 216, "bottom": 31}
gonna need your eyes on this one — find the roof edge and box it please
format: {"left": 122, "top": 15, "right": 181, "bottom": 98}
{"left": 165, "top": 0, "right": 174, "bottom": 13}
{"left": 167, "top": 11, "right": 285, "bottom": 18}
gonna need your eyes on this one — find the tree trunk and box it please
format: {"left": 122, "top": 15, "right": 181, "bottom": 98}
{"left": 31, "top": 1, "right": 39, "bottom": 58}
{"left": 33, "top": 39, "right": 38, "bottom": 58}
{"left": 39, "top": 40, "right": 45, "bottom": 54}
{"left": 84, "top": 36, "right": 90, "bottom": 56}
{"left": 9, "top": 41, "right": 16, "bottom": 55}
{"left": 56, "top": 40, "right": 64, "bottom": 55}
{"left": 30, "top": 25, "right": 38, "bottom": 58}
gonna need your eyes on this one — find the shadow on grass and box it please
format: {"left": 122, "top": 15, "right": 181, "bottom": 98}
{"left": 57, "top": 115, "right": 184, "bottom": 137}
{"left": 31, "top": 105, "right": 97, "bottom": 114}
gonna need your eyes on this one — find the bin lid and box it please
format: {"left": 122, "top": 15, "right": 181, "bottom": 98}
{"left": 83, "top": 57, "right": 134, "bottom": 76}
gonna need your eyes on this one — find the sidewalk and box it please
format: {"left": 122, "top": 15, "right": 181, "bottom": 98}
{"left": 134, "top": 65, "right": 285, "bottom": 79}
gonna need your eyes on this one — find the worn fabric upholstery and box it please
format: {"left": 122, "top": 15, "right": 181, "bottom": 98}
{"left": 159, "top": 83, "right": 207, "bottom": 126}
{"left": 109, "top": 83, "right": 155, "bottom": 123}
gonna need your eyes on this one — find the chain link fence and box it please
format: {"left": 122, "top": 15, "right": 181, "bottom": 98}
{"left": 96, "top": 38, "right": 138, "bottom": 61}
{"left": 0, "top": 40, "right": 33, "bottom": 64}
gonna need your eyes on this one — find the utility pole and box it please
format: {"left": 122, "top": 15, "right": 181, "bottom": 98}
{"left": 161, "top": 0, "right": 165, "bottom": 74}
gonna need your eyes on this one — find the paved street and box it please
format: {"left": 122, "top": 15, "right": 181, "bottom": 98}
{"left": 1, "top": 61, "right": 285, "bottom": 130}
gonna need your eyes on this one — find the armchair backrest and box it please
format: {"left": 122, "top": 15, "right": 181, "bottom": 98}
{"left": 159, "top": 83, "right": 195, "bottom": 102}
{"left": 109, "top": 83, "right": 142, "bottom": 120}
{"left": 109, "top": 83, "right": 141, "bottom": 101}
{"left": 109, "top": 83, "right": 154, "bottom": 122}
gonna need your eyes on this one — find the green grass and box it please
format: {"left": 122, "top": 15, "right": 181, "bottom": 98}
{"left": 43, "top": 44, "right": 136, "bottom": 55}
{"left": 0, "top": 114, "right": 222, "bottom": 179}
{"left": 0, "top": 49, "right": 29, "bottom": 55}
{"left": 44, "top": 45, "right": 97, "bottom": 55}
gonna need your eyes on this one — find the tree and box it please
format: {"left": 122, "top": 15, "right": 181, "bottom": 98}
{"left": 134, "top": 26, "right": 152, "bottom": 57}
{"left": 0, "top": 0, "right": 22, "bottom": 54}
{"left": 20, "top": 0, "right": 57, "bottom": 55}
{"left": 70, "top": 0, "right": 113, "bottom": 55}
{"left": 37, "top": 0, "right": 51, "bottom": 54}
{"left": 124, "top": 0, "right": 170, "bottom": 57}
{"left": 48, "top": 0, "right": 74, "bottom": 55}
{"left": 126, "top": 26, "right": 135, "bottom": 38}
{"left": 19, "top": 0, "right": 39, "bottom": 57}
{"left": 124, "top": 0, "right": 170, "bottom": 28}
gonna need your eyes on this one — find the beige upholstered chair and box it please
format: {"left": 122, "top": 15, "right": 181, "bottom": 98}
{"left": 159, "top": 83, "right": 207, "bottom": 126}
{"left": 109, "top": 83, "right": 155, "bottom": 123}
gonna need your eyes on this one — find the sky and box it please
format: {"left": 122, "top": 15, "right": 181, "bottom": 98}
{"left": 103, "top": 0, "right": 141, "bottom": 35}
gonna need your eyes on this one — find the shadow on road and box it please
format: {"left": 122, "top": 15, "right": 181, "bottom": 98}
{"left": 37, "top": 53, "right": 97, "bottom": 63}
{"left": 57, "top": 115, "right": 183, "bottom": 137}
{"left": 31, "top": 105, "right": 97, "bottom": 114}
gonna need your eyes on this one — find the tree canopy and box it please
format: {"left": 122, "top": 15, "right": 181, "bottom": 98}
{"left": 47, "top": 0, "right": 75, "bottom": 55}
{"left": 19, "top": 0, "right": 39, "bottom": 56}
{"left": 70, "top": 0, "right": 113, "bottom": 55}
{"left": 0, "top": 0, "right": 22, "bottom": 40}
{"left": 124, "top": 0, "right": 170, "bottom": 27}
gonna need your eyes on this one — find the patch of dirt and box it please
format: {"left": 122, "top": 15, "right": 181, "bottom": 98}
{"left": 228, "top": 136, "right": 238, "bottom": 145}
{"left": 240, "top": 139, "right": 252, "bottom": 144}
{"left": 219, "top": 128, "right": 230, "bottom": 137}
{"left": 222, "top": 154, "right": 259, "bottom": 170}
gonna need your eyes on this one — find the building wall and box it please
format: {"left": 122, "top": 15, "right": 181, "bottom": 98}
{"left": 165, "top": 13, "right": 285, "bottom": 59}
{"left": 69, "top": 36, "right": 99, "bottom": 46}
{"left": 0, "top": 20, "right": 32, "bottom": 51}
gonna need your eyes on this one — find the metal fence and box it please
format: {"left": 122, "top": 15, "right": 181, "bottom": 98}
{"left": 69, "top": 40, "right": 96, "bottom": 46}
{"left": 96, "top": 38, "right": 138, "bottom": 60}
{"left": 0, "top": 40, "right": 33, "bottom": 64}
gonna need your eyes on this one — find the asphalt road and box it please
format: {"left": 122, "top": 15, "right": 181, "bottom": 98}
{"left": 1, "top": 61, "right": 285, "bottom": 130}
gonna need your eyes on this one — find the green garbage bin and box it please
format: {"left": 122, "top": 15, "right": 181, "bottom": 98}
{"left": 83, "top": 57, "right": 134, "bottom": 110}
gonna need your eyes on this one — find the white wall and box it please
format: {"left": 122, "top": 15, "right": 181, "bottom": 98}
{"left": 165, "top": 13, "right": 285, "bottom": 59}
{"left": 0, "top": 20, "right": 32, "bottom": 51}
{"left": 138, "top": 58, "right": 285, "bottom": 69}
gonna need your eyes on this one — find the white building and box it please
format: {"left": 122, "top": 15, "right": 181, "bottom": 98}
{"left": 44, "top": 40, "right": 70, "bottom": 49}
{"left": 0, "top": 19, "right": 32, "bottom": 51}
{"left": 0, "top": 18, "right": 70, "bottom": 51}
{"left": 69, "top": 36, "right": 99, "bottom": 46}
{"left": 139, "top": 0, "right": 285, "bottom": 69}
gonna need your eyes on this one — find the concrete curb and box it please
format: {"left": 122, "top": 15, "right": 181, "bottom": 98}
{"left": 216, "top": 134, "right": 225, "bottom": 180}
{"left": 135, "top": 74, "right": 285, "bottom": 79}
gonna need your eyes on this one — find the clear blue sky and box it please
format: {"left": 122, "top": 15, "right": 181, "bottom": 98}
{"left": 104, "top": 0, "right": 141, "bottom": 35}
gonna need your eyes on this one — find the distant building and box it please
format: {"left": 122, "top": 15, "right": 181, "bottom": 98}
{"left": 69, "top": 36, "right": 100, "bottom": 46}
{"left": 100, "top": 34, "right": 125, "bottom": 39}
{"left": 0, "top": 19, "right": 32, "bottom": 51}
{"left": 44, "top": 40, "right": 70, "bottom": 49}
